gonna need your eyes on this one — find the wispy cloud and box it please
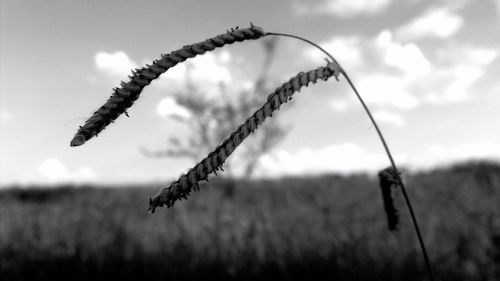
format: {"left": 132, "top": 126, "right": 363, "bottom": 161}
{"left": 356, "top": 74, "right": 419, "bottom": 109}
{"left": 425, "top": 45, "right": 498, "bottom": 103}
{"left": 373, "top": 110, "right": 405, "bottom": 127}
{"left": 304, "top": 22, "right": 497, "bottom": 110}
{"left": 153, "top": 51, "right": 235, "bottom": 103}
{"left": 294, "top": 0, "right": 393, "bottom": 18}
{"left": 95, "top": 51, "right": 138, "bottom": 77}
{"left": 396, "top": 8, "right": 464, "bottom": 40}
{"left": 375, "top": 30, "right": 431, "bottom": 79}
{"left": 258, "top": 140, "right": 500, "bottom": 177}
{"left": 408, "top": 142, "right": 500, "bottom": 170}
{"left": 257, "top": 143, "right": 388, "bottom": 176}
{"left": 38, "top": 158, "right": 97, "bottom": 184}
{"left": 93, "top": 49, "right": 234, "bottom": 118}
{"left": 93, "top": 49, "right": 232, "bottom": 90}
{"left": 303, "top": 30, "right": 428, "bottom": 110}
{"left": 158, "top": 51, "right": 232, "bottom": 86}
{"left": 305, "top": 35, "right": 363, "bottom": 69}
{"left": 157, "top": 96, "right": 191, "bottom": 119}
{"left": 330, "top": 98, "right": 352, "bottom": 112}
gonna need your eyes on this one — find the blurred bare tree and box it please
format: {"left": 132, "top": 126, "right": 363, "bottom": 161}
{"left": 141, "top": 38, "right": 290, "bottom": 191}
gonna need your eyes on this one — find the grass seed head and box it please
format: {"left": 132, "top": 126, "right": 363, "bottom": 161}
{"left": 378, "top": 166, "right": 401, "bottom": 231}
{"left": 70, "top": 24, "right": 265, "bottom": 147}
{"left": 148, "top": 61, "right": 341, "bottom": 212}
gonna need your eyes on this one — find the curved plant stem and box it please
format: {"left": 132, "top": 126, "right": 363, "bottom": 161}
{"left": 267, "top": 31, "right": 436, "bottom": 281}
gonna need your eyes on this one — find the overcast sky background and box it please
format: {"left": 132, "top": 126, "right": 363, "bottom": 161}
{"left": 1, "top": 0, "right": 500, "bottom": 186}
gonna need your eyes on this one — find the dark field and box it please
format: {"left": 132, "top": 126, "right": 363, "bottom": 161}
{"left": 0, "top": 162, "right": 499, "bottom": 281}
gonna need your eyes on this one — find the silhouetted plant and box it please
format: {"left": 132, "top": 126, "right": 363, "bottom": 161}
{"left": 378, "top": 167, "right": 401, "bottom": 231}
{"left": 141, "top": 37, "right": 286, "bottom": 181}
{"left": 70, "top": 25, "right": 265, "bottom": 147}
{"left": 70, "top": 23, "right": 435, "bottom": 281}
{"left": 148, "top": 62, "right": 341, "bottom": 211}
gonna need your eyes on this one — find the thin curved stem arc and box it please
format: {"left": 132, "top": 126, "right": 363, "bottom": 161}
{"left": 267, "top": 31, "right": 435, "bottom": 281}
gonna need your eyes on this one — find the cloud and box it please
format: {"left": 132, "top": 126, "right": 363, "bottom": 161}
{"left": 39, "top": 158, "right": 68, "bottom": 182}
{"left": 375, "top": 30, "right": 431, "bottom": 79}
{"left": 95, "top": 51, "right": 137, "bottom": 77}
{"left": 153, "top": 51, "right": 234, "bottom": 115}
{"left": 356, "top": 74, "right": 419, "bottom": 109}
{"left": 363, "top": 32, "right": 426, "bottom": 109}
{"left": 94, "top": 50, "right": 232, "bottom": 95}
{"left": 302, "top": 26, "right": 496, "bottom": 111}
{"left": 305, "top": 36, "right": 363, "bottom": 69}
{"left": 425, "top": 45, "right": 498, "bottom": 103}
{"left": 370, "top": 30, "right": 497, "bottom": 105}
{"left": 157, "top": 96, "right": 191, "bottom": 119}
{"left": 303, "top": 30, "right": 429, "bottom": 110}
{"left": 439, "top": 65, "right": 483, "bottom": 102}
{"left": 437, "top": 45, "right": 498, "bottom": 66}
{"left": 396, "top": 8, "right": 464, "bottom": 40}
{"left": 219, "top": 50, "right": 231, "bottom": 64}
{"left": 304, "top": 30, "right": 431, "bottom": 77}
{"left": 159, "top": 51, "right": 232, "bottom": 85}
{"left": 38, "top": 158, "right": 97, "bottom": 184}
{"left": 330, "top": 99, "right": 351, "bottom": 112}
{"left": 373, "top": 110, "right": 405, "bottom": 127}
{"left": 257, "top": 141, "right": 500, "bottom": 177}
{"left": 407, "top": 142, "right": 500, "bottom": 170}
{"left": 154, "top": 51, "right": 234, "bottom": 101}
{"left": 93, "top": 50, "right": 233, "bottom": 114}
{"left": 294, "top": 0, "right": 393, "bottom": 18}
{"left": 257, "top": 143, "right": 388, "bottom": 177}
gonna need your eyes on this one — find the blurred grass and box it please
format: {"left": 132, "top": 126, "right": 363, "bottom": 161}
{"left": 0, "top": 161, "right": 499, "bottom": 280}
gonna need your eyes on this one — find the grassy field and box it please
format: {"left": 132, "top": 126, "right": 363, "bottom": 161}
{"left": 0, "top": 161, "right": 499, "bottom": 280}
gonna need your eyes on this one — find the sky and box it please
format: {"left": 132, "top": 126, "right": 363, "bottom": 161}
{"left": 1, "top": 0, "right": 500, "bottom": 186}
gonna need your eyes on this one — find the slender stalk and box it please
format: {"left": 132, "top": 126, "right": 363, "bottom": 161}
{"left": 267, "top": 31, "right": 436, "bottom": 281}
{"left": 344, "top": 74, "right": 435, "bottom": 281}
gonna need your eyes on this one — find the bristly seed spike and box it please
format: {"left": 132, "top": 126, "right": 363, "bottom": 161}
{"left": 71, "top": 24, "right": 266, "bottom": 147}
{"left": 148, "top": 63, "right": 337, "bottom": 211}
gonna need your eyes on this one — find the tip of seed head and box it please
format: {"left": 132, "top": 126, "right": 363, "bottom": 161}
{"left": 148, "top": 198, "right": 157, "bottom": 213}
{"left": 70, "top": 135, "right": 86, "bottom": 147}
{"left": 249, "top": 23, "right": 264, "bottom": 35}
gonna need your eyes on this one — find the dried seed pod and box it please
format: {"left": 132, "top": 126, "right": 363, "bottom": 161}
{"left": 378, "top": 166, "right": 401, "bottom": 231}
{"left": 70, "top": 24, "right": 265, "bottom": 147}
{"left": 148, "top": 61, "right": 341, "bottom": 212}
